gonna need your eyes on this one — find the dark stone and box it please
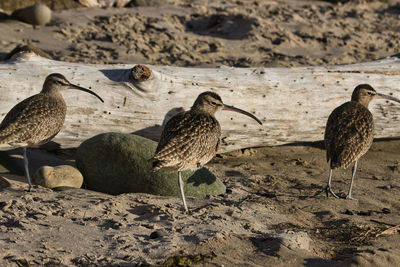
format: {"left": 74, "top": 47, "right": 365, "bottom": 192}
{"left": 76, "top": 133, "right": 226, "bottom": 197}
{"left": 382, "top": 208, "right": 391, "bottom": 214}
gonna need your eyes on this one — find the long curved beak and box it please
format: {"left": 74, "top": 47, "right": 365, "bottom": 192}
{"left": 69, "top": 84, "right": 104, "bottom": 103}
{"left": 376, "top": 93, "right": 400, "bottom": 104}
{"left": 223, "top": 104, "right": 262, "bottom": 125}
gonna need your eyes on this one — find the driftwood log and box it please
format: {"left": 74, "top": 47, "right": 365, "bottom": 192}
{"left": 0, "top": 53, "right": 399, "bottom": 152}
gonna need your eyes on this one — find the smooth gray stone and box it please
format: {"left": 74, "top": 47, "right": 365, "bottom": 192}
{"left": 76, "top": 133, "right": 226, "bottom": 197}
{"left": 11, "top": 4, "right": 51, "bottom": 26}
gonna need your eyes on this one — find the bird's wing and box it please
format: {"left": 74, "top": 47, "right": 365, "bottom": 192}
{"left": 324, "top": 102, "right": 373, "bottom": 168}
{"left": 153, "top": 111, "right": 220, "bottom": 170}
{"left": 0, "top": 94, "right": 66, "bottom": 145}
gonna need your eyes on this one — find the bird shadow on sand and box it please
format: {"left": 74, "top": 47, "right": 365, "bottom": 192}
{"left": 0, "top": 147, "right": 74, "bottom": 184}
{"left": 278, "top": 140, "right": 325, "bottom": 149}
{"left": 278, "top": 136, "right": 400, "bottom": 150}
{"left": 187, "top": 168, "right": 217, "bottom": 186}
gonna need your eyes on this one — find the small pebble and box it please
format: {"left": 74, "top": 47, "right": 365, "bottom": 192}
{"left": 382, "top": 208, "right": 391, "bottom": 214}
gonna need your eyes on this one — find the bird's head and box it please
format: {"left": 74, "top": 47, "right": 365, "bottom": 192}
{"left": 191, "top": 91, "right": 262, "bottom": 125}
{"left": 41, "top": 73, "right": 104, "bottom": 103}
{"left": 351, "top": 84, "right": 400, "bottom": 108}
{"left": 192, "top": 91, "right": 224, "bottom": 114}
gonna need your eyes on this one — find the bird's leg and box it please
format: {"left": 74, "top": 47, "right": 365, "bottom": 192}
{"left": 23, "top": 147, "right": 33, "bottom": 192}
{"left": 346, "top": 160, "right": 358, "bottom": 200}
{"left": 325, "top": 168, "right": 340, "bottom": 198}
{"left": 178, "top": 171, "right": 188, "bottom": 213}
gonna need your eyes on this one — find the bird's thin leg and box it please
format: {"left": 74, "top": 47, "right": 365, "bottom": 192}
{"left": 178, "top": 171, "right": 188, "bottom": 212}
{"left": 346, "top": 160, "right": 358, "bottom": 200}
{"left": 23, "top": 147, "right": 32, "bottom": 192}
{"left": 326, "top": 168, "right": 339, "bottom": 198}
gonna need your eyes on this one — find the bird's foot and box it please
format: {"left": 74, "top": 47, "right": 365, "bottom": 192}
{"left": 325, "top": 185, "right": 340, "bottom": 199}
{"left": 345, "top": 195, "right": 358, "bottom": 201}
{"left": 26, "top": 186, "right": 45, "bottom": 193}
{"left": 182, "top": 207, "right": 190, "bottom": 214}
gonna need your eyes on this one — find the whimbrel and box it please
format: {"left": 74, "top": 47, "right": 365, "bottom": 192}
{"left": 151, "top": 91, "right": 262, "bottom": 212}
{"left": 324, "top": 84, "right": 400, "bottom": 200}
{"left": 0, "top": 73, "right": 104, "bottom": 191}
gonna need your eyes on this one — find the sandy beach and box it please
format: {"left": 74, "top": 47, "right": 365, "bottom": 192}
{"left": 0, "top": 0, "right": 399, "bottom": 266}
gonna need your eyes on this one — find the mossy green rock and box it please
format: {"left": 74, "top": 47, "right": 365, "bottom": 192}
{"left": 76, "top": 133, "right": 225, "bottom": 197}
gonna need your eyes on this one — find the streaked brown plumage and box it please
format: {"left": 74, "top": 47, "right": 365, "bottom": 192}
{"left": 325, "top": 101, "right": 374, "bottom": 170}
{"left": 152, "top": 91, "right": 262, "bottom": 212}
{"left": 324, "top": 84, "right": 400, "bottom": 200}
{"left": 0, "top": 73, "right": 104, "bottom": 191}
{"left": 0, "top": 88, "right": 67, "bottom": 147}
{"left": 152, "top": 106, "right": 221, "bottom": 172}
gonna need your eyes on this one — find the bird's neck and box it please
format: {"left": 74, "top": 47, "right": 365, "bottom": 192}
{"left": 352, "top": 99, "right": 370, "bottom": 109}
{"left": 41, "top": 89, "right": 64, "bottom": 101}
{"left": 190, "top": 106, "right": 216, "bottom": 116}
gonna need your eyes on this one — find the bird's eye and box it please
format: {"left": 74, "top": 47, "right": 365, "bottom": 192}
{"left": 56, "top": 80, "right": 64, "bottom": 85}
{"left": 367, "top": 91, "right": 373, "bottom": 95}
{"left": 210, "top": 101, "right": 217, "bottom": 106}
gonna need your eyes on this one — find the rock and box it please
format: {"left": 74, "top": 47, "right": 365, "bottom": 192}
{"left": 272, "top": 231, "right": 312, "bottom": 252}
{"left": 0, "top": 1, "right": 80, "bottom": 11}
{"left": 76, "top": 133, "right": 226, "bottom": 197}
{"left": 11, "top": 4, "right": 51, "bottom": 26}
{"left": 32, "top": 165, "right": 84, "bottom": 189}
{"left": 5, "top": 44, "right": 53, "bottom": 61}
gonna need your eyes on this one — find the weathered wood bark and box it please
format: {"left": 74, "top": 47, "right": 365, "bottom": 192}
{"left": 0, "top": 52, "right": 399, "bottom": 152}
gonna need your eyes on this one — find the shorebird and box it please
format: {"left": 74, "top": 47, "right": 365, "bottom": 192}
{"left": 324, "top": 84, "right": 400, "bottom": 200}
{"left": 151, "top": 91, "right": 262, "bottom": 212}
{"left": 0, "top": 73, "right": 104, "bottom": 191}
